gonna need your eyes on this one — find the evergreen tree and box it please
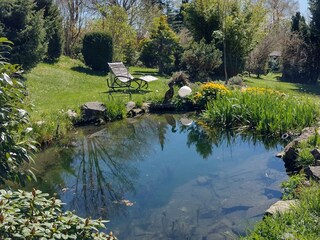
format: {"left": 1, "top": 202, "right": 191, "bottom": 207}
{"left": 34, "top": 0, "right": 63, "bottom": 61}
{"left": 140, "top": 16, "right": 180, "bottom": 74}
{"left": 309, "top": 0, "right": 320, "bottom": 82}
{"left": 0, "top": 0, "right": 46, "bottom": 70}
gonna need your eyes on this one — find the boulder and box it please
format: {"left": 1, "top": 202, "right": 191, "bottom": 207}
{"left": 265, "top": 200, "right": 298, "bottom": 216}
{"left": 80, "top": 102, "right": 106, "bottom": 123}
{"left": 305, "top": 166, "right": 320, "bottom": 181}
{"left": 280, "top": 127, "right": 318, "bottom": 171}
{"left": 311, "top": 148, "right": 320, "bottom": 160}
{"left": 67, "top": 109, "right": 78, "bottom": 119}
{"left": 126, "top": 102, "right": 150, "bottom": 118}
{"left": 126, "top": 101, "right": 136, "bottom": 112}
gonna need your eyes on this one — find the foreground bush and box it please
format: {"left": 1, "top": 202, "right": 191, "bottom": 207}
{"left": 0, "top": 189, "right": 116, "bottom": 239}
{"left": 201, "top": 87, "right": 319, "bottom": 135}
{"left": 82, "top": 32, "right": 113, "bottom": 71}
{"left": 243, "top": 184, "right": 320, "bottom": 239}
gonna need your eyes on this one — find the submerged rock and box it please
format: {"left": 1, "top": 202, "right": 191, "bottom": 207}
{"left": 196, "top": 176, "right": 211, "bottom": 186}
{"left": 265, "top": 200, "right": 298, "bottom": 216}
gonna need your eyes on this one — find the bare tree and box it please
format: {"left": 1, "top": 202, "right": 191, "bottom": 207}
{"left": 57, "top": 0, "right": 89, "bottom": 56}
{"left": 265, "top": 0, "right": 298, "bottom": 27}
{"left": 246, "top": 35, "right": 275, "bottom": 78}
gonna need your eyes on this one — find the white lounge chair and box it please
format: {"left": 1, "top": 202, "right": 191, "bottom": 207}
{"left": 107, "top": 62, "right": 158, "bottom": 91}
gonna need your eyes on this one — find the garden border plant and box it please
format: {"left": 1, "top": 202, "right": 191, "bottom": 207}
{"left": 0, "top": 38, "right": 117, "bottom": 239}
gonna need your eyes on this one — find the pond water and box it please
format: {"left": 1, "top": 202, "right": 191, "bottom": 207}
{"left": 30, "top": 114, "right": 288, "bottom": 240}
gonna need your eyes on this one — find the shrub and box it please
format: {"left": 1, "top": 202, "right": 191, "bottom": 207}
{"left": 0, "top": 37, "right": 36, "bottom": 184}
{"left": 170, "top": 71, "right": 190, "bottom": 87}
{"left": 82, "top": 32, "right": 113, "bottom": 71}
{"left": 0, "top": 0, "right": 46, "bottom": 70}
{"left": 0, "top": 189, "right": 117, "bottom": 239}
{"left": 193, "top": 82, "right": 230, "bottom": 108}
{"left": 182, "top": 39, "right": 222, "bottom": 82}
{"left": 139, "top": 38, "right": 157, "bottom": 68}
{"left": 227, "top": 75, "right": 245, "bottom": 87}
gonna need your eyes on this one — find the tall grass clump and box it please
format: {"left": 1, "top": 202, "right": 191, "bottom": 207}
{"left": 104, "top": 98, "right": 126, "bottom": 121}
{"left": 30, "top": 111, "right": 73, "bottom": 145}
{"left": 202, "top": 87, "right": 319, "bottom": 136}
{"left": 242, "top": 183, "right": 320, "bottom": 239}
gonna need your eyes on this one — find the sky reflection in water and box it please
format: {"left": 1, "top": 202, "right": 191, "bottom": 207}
{"left": 32, "top": 114, "right": 288, "bottom": 239}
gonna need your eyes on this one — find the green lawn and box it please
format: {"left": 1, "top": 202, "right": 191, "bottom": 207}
{"left": 25, "top": 56, "right": 170, "bottom": 143}
{"left": 244, "top": 73, "right": 320, "bottom": 103}
{"left": 25, "top": 57, "right": 320, "bottom": 143}
{"left": 26, "top": 56, "right": 169, "bottom": 118}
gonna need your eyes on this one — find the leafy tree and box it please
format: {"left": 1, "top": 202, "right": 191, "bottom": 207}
{"left": 35, "top": 0, "right": 64, "bottom": 61}
{"left": 140, "top": 15, "right": 180, "bottom": 74}
{"left": 183, "top": 0, "right": 220, "bottom": 43}
{"left": 183, "top": 0, "right": 267, "bottom": 77}
{"left": 282, "top": 7, "right": 320, "bottom": 84}
{"left": 0, "top": 0, "right": 46, "bottom": 70}
{"left": 82, "top": 32, "right": 113, "bottom": 71}
{"left": 91, "top": 5, "right": 137, "bottom": 64}
{"left": 182, "top": 39, "right": 222, "bottom": 81}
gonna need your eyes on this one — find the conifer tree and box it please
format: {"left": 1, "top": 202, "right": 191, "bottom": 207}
{"left": 0, "top": 0, "right": 46, "bottom": 70}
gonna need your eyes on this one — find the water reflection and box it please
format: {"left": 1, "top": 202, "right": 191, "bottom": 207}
{"left": 28, "top": 114, "right": 287, "bottom": 239}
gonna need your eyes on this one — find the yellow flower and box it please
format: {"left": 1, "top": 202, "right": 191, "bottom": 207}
{"left": 244, "top": 87, "right": 284, "bottom": 96}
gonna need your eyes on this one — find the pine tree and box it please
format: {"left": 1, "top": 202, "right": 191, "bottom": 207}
{"left": 309, "top": 0, "right": 320, "bottom": 82}
{"left": 34, "top": 0, "right": 63, "bottom": 61}
{"left": 0, "top": 0, "right": 46, "bottom": 70}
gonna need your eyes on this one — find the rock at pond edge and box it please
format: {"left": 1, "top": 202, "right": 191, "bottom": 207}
{"left": 265, "top": 200, "right": 298, "bottom": 216}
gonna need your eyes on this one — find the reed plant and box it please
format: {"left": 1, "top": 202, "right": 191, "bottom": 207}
{"left": 202, "top": 88, "right": 319, "bottom": 136}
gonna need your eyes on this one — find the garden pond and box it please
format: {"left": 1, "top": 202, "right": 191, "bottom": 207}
{"left": 29, "top": 114, "right": 288, "bottom": 239}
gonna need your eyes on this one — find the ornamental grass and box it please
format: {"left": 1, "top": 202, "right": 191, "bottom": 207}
{"left": 201, "top": 87, "right": 319, "bottom": 136}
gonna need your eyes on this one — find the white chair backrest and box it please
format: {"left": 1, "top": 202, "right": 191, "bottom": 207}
{"left": 108, "top": 62, "right": 133, "bottom": 82}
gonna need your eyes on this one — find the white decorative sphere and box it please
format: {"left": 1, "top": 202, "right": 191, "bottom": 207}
{"left": 180, "top": 118, "right": 193, "bottom": 126}
{"left": 178, "top": 86, "right": 192, "bottom": 98}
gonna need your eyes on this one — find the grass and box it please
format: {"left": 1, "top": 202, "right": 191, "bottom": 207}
{"left": 201, "top": 87, "right": 319, "bottom": 136}
{"left": 242, "top": 183, "right": 320, "bottom": 239}
{"left": 25, "top": 56, "right": 170, "bottom": 143}
{"left": 244, "top": 73, "right": 320, "bottom": 104}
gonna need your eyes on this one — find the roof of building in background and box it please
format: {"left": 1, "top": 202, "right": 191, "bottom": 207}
{"left": 269, "top": 51, "right": 282, "bottom": 57}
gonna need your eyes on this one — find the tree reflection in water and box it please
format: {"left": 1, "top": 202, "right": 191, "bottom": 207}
{"left": 181, "top": 120, "right": 287, "bottom": 159}
{"left": 30, "top": 114, "right": 286, "bottom": 225}
{"left": 69, "top": 118, "right": 167, "bottom": 219}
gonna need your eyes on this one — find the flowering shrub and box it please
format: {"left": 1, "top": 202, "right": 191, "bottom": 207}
{"left": 194, "top": 82, "right": 230, "bottom": 108}
{"left": 0, "top": 189, "right": 117, "bottom": 239}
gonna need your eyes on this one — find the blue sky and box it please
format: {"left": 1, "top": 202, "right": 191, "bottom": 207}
{"left": 298, "top": 0, "right": 308, "bottom": 15}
